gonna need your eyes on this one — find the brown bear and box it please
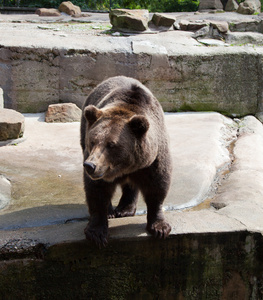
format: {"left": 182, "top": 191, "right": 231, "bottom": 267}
{"left": 80, "top": 76, "right": 172, "bottom": 246}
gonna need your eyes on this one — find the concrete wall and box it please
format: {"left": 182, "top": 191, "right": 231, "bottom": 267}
{"left": 1, "top": 45, "right": 263, "bottom": 116}
{"left": 1, "top": 231, "right": 263, "bottom": 299}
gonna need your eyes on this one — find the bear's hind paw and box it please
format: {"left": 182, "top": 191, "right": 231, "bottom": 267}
{"left": 146, "top": 220, "right": 171, "bottom": 239}
{"left": 114, "top": 204, "right": 136, "bottom": 218}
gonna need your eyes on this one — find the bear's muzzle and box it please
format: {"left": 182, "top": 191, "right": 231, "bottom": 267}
{"left": 83, "top": 161, "right": 96, "bottom": 176}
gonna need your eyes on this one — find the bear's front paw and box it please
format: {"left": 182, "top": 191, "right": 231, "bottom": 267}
{"left": 146, "top": 220, "right": 171, "bottom": 239}
{"left": 84, "top": 223, "right": 108, "bottom": 247}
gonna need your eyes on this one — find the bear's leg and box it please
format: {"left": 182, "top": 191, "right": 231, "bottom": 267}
{"left": 114, "top": 183, "right": 139, "bottom": 218}
{"left": 138, "top": 171, "right": 171, "bottom": 239}
{"left": 84, "top": 173, "right": 116, "bottom": 246}
{"left": 145, "top": 198, "right": 171, "bottom": 239}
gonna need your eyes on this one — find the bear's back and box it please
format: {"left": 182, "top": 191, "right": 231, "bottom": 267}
{"left": 83, "top": 76, "right": 157, "bottom": 110}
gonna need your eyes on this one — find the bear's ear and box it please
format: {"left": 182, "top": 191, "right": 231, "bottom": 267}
{"left": 84, "top": 105, "right": 103, "bottom": 126}
{"left": 128, "top": 115, "right": 149, "bottom": 137}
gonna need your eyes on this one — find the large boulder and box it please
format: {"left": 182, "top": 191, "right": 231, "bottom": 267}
{"left": 45, "top": 103, "right": 82, "bottom": 123}
{"left": 198, "top": 0, "right": 223, "bottom": 10}
{"left": 35, "top": 8, "right": 61, "bottom": 16}
{"left": 225, "top": 0, "right": 239, "bottom": 11}
{"left": 109, "top": 9, "right": 149, "bottom": 32}
{"left": 58, "top": 1, "right": 81, "bottom": 16}
{"left": 210, "top": 21, "right": 229, "bottom": 33}
{"left": 0, "top": 108, "right": 25, "bottom": 141}
{"left": 151, "top": 13, "right": 175, "bottom": 28}
{"left": 237, "top": 0, "right": 261, "bottom": 14}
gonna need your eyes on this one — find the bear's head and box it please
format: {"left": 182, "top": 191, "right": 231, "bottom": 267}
{"left": 83, "top": 105, "right": 154, "bottom": 182}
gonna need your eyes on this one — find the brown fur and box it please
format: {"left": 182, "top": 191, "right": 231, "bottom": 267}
{"left": 80, "top": 76, "right": 172, "bottom": 246}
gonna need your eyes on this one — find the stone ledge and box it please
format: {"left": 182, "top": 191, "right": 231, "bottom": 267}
{"left": 0, "top": 228, "right": 263, "bottom": 298}
{"left": 0, "top": 13, "right": 263, "bottom": 116}
{"left": 0, "top": 208, "right": 248, "bottom": 255}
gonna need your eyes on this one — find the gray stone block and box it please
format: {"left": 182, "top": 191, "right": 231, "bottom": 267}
{"left": 109, "top": 9, "right": 149, "bottom": 32}
{"left": 45, "top": 103, "right": 82, "bottom": 123}
{"left": 0, "top": 108, "right": 25, "bottom": 141}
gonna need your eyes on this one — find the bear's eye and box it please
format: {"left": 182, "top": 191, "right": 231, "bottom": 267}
{"left": 107, "top": 141, "right": 116, "bottom": 149}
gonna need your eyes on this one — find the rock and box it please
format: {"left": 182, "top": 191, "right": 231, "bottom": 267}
{"left": 225, "top": 31, "right": 263, "bottom": 45}
{"left": 58, "top": 1, "right": 81, "bottom": 16}
{"left": 211, "top": 21, "right": 229, "bottom": 33}
{"left": 193, "top": 24, "right": 224, "bottom": 40}
{"left": 256, "top": 111, "right": 263, "bottom": 123}
{"left": 0, "top": 175, "right": 11, "bottom": 210}
{"left": 35, "top": 8, "right": 61, "bottom": 17}
{"left": 198, "top": 38, "right": 226, "bottom": 46}
{"left": 225, "top": 0, "right": 239, "bottom": 11}
{"left": 0, "top": 88, "right": 3, "bottom": 109}
{"left": 151, "top": 13, "right": 175, "bottom": 28}
{"left": 178, "top": 20, "right": 190, "bottom": 31}
{"left": 228, "top": 19, "right": 262, "bottom": 32}
{"left": 237, "top": 0, "right": 261, "bottom": 14}
{"left": 198, "top": 0, "right": 223, "bottom": 10}
{"left": 109, "top": 9, "right": 149, "bottom": 32}
{"left": 45, "top": 103, "right": 82, "bottom": 123}
{"left": 221, "top": 0, "right": 229, "bottom": 9}
{"left": 0, "top": 108, "right": 25, "bottom": 141}
{"left": 192, "top": 25, "right": 211, "bottom": 38}
{"left": 178, "top": 19, "right": 209, "bottom": 31}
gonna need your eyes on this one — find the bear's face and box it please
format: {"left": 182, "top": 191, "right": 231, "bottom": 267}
{"left": 83, "top": 105, "right": 150, "bottom": 182}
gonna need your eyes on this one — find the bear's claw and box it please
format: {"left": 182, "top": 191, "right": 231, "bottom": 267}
{"left": 146, "top": 220, "right": 171, "bottom": 239}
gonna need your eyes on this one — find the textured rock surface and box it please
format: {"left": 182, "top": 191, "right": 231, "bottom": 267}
{"left": 58, "top": 1, "right": 81, "bottom": 16}
{"left": 0, "top": 108, "right": 25, "bottom": 141}
{"left": 45, "top": 103, "right": 82, "bottom": 123}
{"left": 211, "top": 20, "right": 229, "bottom": 33}
{"left": 225, "top": 0, "right": 239, "bottom": 11}
{"left": 225, "top": 31, "right": 263, "bottom": 44}
{"left": 177, "top": 19, "right": 209, "bottom": 31}
{"left": 151, "top": 13, "right": 175, "bottom": 27}
{"left": 35, "top": 8, "right": 61, "bottom": 16}
{"left": 198, "top": 0, "right": 223, "bottom": 10}
{"left": 237, "top": 0, "right": 261, "bottom": 14}
{"left": 228, "top": 19, "right": 263, "bottom": 32}
{"left": 211, "top": 116, "right": 263, "bottom": 231}
{"left": 109, "top": 9, "right": 149, "bottom": 31}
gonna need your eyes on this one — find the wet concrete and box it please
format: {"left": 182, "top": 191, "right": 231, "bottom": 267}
{"left": 0, "top": 112, "right": 236, "bottom": 230}
{"left": 1, "top": 111, "right": 263, "bottom": 243}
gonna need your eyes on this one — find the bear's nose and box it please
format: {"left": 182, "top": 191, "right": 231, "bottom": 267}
{"left": 83, "top": 161, "right": 96, "bottom": 175}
